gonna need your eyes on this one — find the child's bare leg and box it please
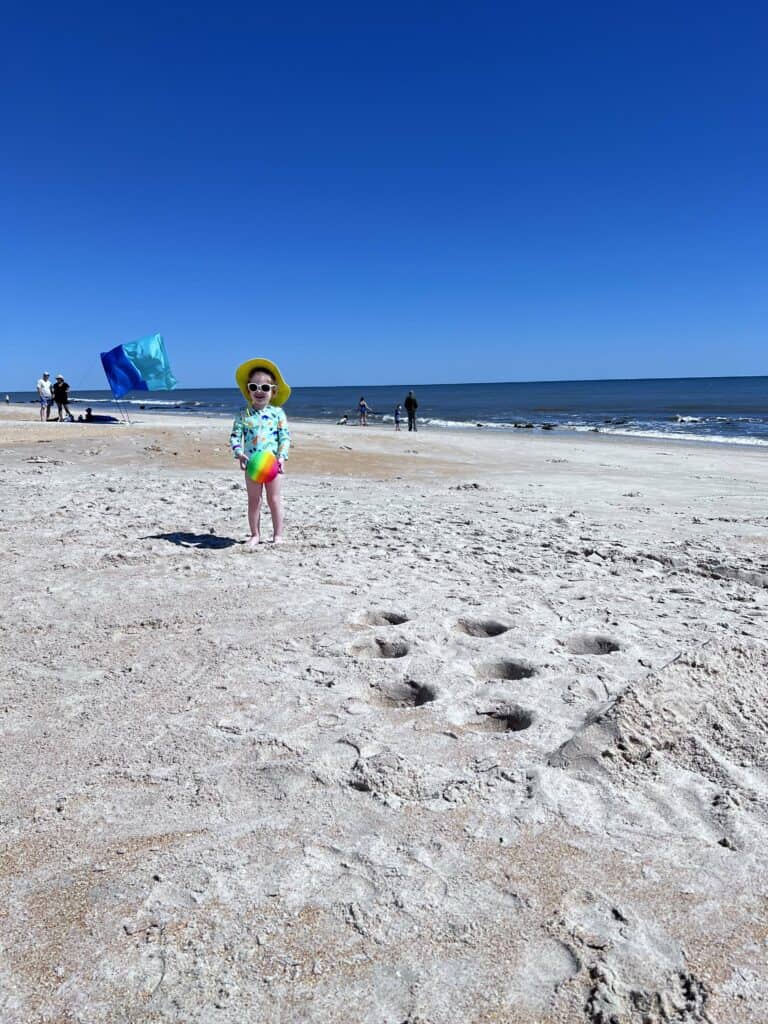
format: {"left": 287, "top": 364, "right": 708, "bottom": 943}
{"left": 246, "top": 477, "right": 264, "bottom": 546}
{"left": 265, "top": 475, "right": 284, "bottom": 542}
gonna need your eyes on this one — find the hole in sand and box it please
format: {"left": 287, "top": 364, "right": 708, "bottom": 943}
{"left": 472, "top": 705, "right": 534, "bottom": 732}
{"left": 566, "top": 634, "right": 622, "bottom": 656}
{"left": 374, "top": 639, "right": 409, "bottom": 659}
{"left": 457, "top": 618, "right": 510, "bottom": 638}
{"left": 362, "top": 610, "right": 409, "bottom": 626}
{"left": 476, "top": 659, "right": 536, "bottom": 680}
{"left": 351, "top": 638, "right": 410, "bottom": 659}
{"left": 373, "top": 680, "right": 437, "bottom": 708}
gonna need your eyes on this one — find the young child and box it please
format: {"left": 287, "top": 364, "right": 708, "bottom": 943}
{"left": 230, "top": 358, "right": 291, "bottom": 547}
{"left": 394, "top": 403, "right": 402, "bottom": 431}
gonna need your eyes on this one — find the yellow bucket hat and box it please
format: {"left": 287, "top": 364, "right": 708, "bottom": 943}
{"left": 235, "top": 357, "right": 291, "bottom": 407}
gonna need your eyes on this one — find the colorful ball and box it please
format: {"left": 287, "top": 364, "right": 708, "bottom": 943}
{"left": 246, "top": 450, "right": 279, "bottom": 484}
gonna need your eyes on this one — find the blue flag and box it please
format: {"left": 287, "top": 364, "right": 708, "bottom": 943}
{"left": 100, "top": 334, "right": 177, "bottom": 398}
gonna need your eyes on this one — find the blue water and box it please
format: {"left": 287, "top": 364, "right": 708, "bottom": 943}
{"left": 7, "top": 376, "right": 768, "bottom": 446}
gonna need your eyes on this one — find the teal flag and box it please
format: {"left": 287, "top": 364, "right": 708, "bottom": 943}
{"left": 100, "top": 333, "right": 177, "bottom": 397}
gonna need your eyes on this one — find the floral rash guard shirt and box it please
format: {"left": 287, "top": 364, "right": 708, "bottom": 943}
{"left": 229, "top": 405, "right": 291, "bottom": 462}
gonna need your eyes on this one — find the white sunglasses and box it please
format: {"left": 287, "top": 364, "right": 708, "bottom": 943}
{"left": 248, "top": 382, "right": 275, "bottom": 394}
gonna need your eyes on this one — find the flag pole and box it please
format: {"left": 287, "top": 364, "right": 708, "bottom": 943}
{"left": 118, "top": 396, "right": 132, "bottom": 424}
{"left": 107, "top": 383, "right": 132, "bottom": 424}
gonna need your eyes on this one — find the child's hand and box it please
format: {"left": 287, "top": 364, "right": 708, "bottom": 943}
{"left": 278, "top": 459, "right": 285, "bottom": 474}
{"left": 238, "top": 455, "right": 248, "bottom": 471}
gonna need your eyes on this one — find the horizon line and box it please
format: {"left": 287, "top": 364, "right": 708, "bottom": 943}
{"left": 5, "top": 372, "right": 766, "bottom": 392}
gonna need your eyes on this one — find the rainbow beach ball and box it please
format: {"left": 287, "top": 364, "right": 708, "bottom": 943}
{"left": 246, "top": 450, "right": 280, "bottom": 484}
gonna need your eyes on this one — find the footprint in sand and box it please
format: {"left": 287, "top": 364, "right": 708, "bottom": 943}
{"left": 457, "top": 617, "right": 510, "bottom": 638}
{"left": 566, "top": 633, "right": 623, "bottom": 655}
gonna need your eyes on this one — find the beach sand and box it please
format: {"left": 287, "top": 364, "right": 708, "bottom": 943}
{"left": 1, "top": 404, "right": 767, "bottom": 1023}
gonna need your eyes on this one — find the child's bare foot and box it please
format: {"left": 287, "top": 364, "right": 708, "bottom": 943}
{"left": 272, "top": 535, "right": 284, "bottom": 545}
{"left": 247, "top": 535, "right": 262, "bottom": 549}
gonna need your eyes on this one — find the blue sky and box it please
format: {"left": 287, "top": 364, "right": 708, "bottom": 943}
{"left": 2, "top": 1, "right": 766, "bottom": 390}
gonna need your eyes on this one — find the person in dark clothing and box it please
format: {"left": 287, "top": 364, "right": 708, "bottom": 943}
{"left": 358, "top": 396, "right": 372, "bottom": 426}
{"left": 52, "top": 375, "right": 74, "bottom": 421}
{"left": 404, "top": 390, "right": 418, "bottom": 431}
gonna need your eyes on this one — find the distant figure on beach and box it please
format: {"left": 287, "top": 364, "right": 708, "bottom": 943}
{"left": 394, "top": 404, "right": 402, "bottom": 431}
{"left": 78, "top": 407, "right": 118, "bottom": 423}
{"left": 4, "top": 394, "right": 9, "bottom": 405}
{"left": 404, "top": 390, "right": 418, "bottom": 432}
{"left": 52, "top": 374, "right": 74, "bottom": 421}
{"left": 358, "top": 397, "right": 372, "bottom": 426}
{"left": 337, "top": 414, "right": 348, "bottom": 425}
{"left": 36, "top": 372, "right": 53, "bottom": 422}
{"left": 230, "top": 358, "right": 291, "bottom": 548}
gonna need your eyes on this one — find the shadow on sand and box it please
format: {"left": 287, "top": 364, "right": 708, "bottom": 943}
{"left": 145, "top": 532, "right": 239, "bottom": 549}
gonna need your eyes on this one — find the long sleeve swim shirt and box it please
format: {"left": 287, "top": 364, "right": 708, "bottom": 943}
{"left": 229, "top": 406, "right": 291, "bottom": 461}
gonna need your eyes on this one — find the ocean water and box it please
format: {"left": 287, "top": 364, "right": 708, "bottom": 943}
{"left": 7, "top": 376, "right": 767, "bottom": 447}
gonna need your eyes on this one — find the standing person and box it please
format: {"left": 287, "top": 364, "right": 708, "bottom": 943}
{"left": 230, "top": 358, "right": 291, "bottom": 548}
{"left": 404, "top": 390, "right": 418, "bottom": 432}
{"left": 36, "top": 372, "right": 53, "bottom": 422}
{"left": 358, "top": 396, "right": 372, "bottom": 426}
{"left": 393, "top": 404, "right": 402, "bottom": 431}
{"left": 52, "top": 374, "right": 74, "bottom": 421}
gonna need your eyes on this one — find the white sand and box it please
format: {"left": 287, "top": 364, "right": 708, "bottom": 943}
{"left": 1, "top": 409, "right": 767, "bottom": 1022}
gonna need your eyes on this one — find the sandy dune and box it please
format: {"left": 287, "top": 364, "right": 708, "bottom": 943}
{"left": 1, "top": 408, "right": 767, "bottom": 1022}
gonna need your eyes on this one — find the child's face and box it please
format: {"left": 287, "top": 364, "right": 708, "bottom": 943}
{"left": 247, "top": 370, "right": 276, "bottom": 410}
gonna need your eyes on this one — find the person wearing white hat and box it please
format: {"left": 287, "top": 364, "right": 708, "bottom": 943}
{"left": 52, "top": 374, "right": 74, "bottom": 422}
{"left": 36, "top": 372, "right": 53, "bottom": 422}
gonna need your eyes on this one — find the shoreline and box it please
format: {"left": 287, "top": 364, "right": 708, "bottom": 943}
{"left": 2, "top": 401, "right": 767, "bottom": 456}
{"left": 4, "top": 378, "right": 768, "bottom": 451}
